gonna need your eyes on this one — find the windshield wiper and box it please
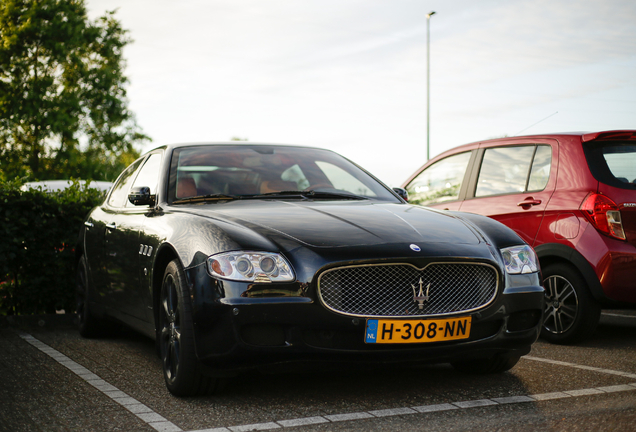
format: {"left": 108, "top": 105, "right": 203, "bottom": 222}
{"left": 173, "top": 190, "right": 369, "bottom": 204}
{"left": 172, "top": 193, "right": 240, "bottom": 204}
{"left": 242, "top": 190, "right": 368, "bottom": 200}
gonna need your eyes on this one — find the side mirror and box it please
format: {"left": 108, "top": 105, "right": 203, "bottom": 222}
{"left": 128, "top": 186, "right": 156, "bottom": 206}
{"left": 393, "top": 187, "right": 409, "bottom": 202}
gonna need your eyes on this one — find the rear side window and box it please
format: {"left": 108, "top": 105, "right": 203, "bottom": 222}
{"left": 584, "top": 142, "right": 636, "bottom": 190}
{"left": 475, "top": 145, "right": 552, "bottom": 197}
{"left": 527, "top": 145, "right": 552, "bottom": 191}
{"left": 405, "top": 151, "right": 471, "bottom": 206}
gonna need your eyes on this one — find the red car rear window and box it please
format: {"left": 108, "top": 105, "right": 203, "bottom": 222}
{"left": 583, "top": 142, "right": 636, "bottom": 190}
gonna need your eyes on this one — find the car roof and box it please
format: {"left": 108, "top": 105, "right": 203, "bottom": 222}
{"left": 432, "top": 130, "right": 636, "bottom": 159}
{"left": 145, "top": 142, "right": 328, "bottom": 153}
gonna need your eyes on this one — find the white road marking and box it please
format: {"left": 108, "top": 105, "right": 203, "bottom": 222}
{"left": 453, "top": 399, "right": 498, "bottom": 409}
{"left": 19, "top": 333, "right": 636, "bottom": 432}
{"left": 602, "top": 312, "right": 636, "bottom": 319}
{"left": 368, "top": 407, "right": 417, "bottom": 417}
{"left": 277, "top": 417, "right": 330, "bottom": 428}
{"left": 229, "top": 423, "right": 280, "bottom": 432}
{"left": 324, "top": 412, "right": 374, "bottom": 421}
{"left": 524, "top": 355, "right": 636, "bottom": 379}
{"left": 19, "top": 333, "right": 183, "bottom": 432}
{"left": 490, "top": 395, "right": 534, "bottom": 404}
{"left": 412, "top": 403, "right": 458, "bottom": 413}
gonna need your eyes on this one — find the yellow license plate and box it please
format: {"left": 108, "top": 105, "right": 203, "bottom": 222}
{"left": 365, "top": 316, "right": 472, "bottom": 344}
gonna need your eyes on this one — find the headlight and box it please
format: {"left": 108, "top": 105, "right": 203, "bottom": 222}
{"left": 501, "top": 245, "right": 538, "bottom": 274}
{"left": 207, "top": 251, "right": 295, "bottom": 282}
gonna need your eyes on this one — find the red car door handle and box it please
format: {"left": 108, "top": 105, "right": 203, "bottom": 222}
{"left": 517, "top": 198, "right": 542, "bottom": 207}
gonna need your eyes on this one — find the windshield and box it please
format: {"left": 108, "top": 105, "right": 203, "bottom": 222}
{"left": 167, "top": 145, "right": 399, "bottom": 203}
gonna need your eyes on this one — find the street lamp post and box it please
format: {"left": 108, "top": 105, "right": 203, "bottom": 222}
{"left": 426, "top": 11, "right": 436, "bottom": 161}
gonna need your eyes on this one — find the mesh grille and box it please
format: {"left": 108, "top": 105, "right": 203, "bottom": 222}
{"left": 318, "top": 263, "right": 498, "bottom": 317}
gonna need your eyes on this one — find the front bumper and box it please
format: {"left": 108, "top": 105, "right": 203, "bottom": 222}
{"left": 186, "top": 264, "right": 544, "bottom": 375}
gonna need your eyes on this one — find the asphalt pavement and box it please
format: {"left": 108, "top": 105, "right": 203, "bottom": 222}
{"left": 1, "top": 311, "right": 635, "bottom": 432}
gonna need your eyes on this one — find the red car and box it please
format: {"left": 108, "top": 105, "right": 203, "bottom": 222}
{"left": 402, "top": 130, "right": 636, "bottom": 344}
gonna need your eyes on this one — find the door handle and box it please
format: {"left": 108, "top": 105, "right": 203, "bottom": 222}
{"left": 106, "top": 222, "right": 117, "bottom": 230}
{"left": 517, "top": 198, "right": 542, "bottom": 207}
{"left": 84, "top": 221, "right": 94, "bottom": 228}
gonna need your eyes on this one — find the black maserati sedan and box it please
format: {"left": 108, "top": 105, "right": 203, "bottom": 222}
{"left": 76, "top": 143, "right": 544, "bottom": 396}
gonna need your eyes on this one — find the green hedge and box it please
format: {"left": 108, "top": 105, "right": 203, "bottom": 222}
{"left": 0, "top": 180, "right": 105, "bottom": 315}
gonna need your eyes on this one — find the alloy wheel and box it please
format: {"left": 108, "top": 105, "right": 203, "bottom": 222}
{"left": 161, "top": 274, "right": 181, "bottom": 382}
{"left": 543, "top": 274, "right": 578, "bottom": 335}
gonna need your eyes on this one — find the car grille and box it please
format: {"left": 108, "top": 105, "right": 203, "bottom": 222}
{"left": 317, "top": 263, "right": 498, "bottom": 317}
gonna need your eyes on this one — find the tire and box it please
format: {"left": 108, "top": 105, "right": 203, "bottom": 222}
{"left": 159, "top": 259, "right": 219, "bottom": 396}
{"left": 76, "top": 255, "right": 105, "bottom": 338}
{"left": 541, "top": 262, "right": 601, "bottom": 344}
{"left": 451, "top": 354, "right": 520, "bottom": 374}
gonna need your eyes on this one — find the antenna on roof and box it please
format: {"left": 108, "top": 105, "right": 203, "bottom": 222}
{"left": 514, "top": 112, "right": 558, "bottom": 136}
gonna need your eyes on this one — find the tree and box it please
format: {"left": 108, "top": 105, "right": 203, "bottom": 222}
{"left": 0, "top": 0, "right": 149, "bottom": 181}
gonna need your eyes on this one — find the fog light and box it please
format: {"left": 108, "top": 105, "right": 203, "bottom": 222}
{"left": 507, "top": 310, "right": 541, "bottom": 332}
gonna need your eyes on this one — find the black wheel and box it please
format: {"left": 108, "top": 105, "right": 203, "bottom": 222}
{"left": 159, "top": 259, "right": 219, "bottom": 396}
{"left": 541, "top": 262, "right": 601, "bottom": 344}
{"left": 76, "top": 255, "right": 105, "bottom": 338}
{"left": 451, "top": 353, "right": 520, "bottom": 374}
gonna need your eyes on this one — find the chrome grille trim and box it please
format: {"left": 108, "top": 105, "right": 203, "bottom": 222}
{"left": 317, "top": 262, "right": 499, "bottom": 318}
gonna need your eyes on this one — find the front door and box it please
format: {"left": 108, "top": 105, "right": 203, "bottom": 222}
{"left": 459, "top": 141, "right": 558, "bottom": 246}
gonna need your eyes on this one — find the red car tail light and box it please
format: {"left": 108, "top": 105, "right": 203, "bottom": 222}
{"left": 580, "top": 193, "right": 626, "bottom": 240}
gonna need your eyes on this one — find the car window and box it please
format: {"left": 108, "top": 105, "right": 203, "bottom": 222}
{"left": 279, "top": 161, "right": 376, "bottom": 196}
{"left": 603, "top": 146, "right": 636, "bottom": 184}
{"left": 108, "top": 159, "right": 144, "bottom": 208}
{"left": 527, "top": 145, "right": 552, "bottom": 191}
{"left": 405, "top": 151, "right": 471, "bottom": 206}
{"left": 125, "top": 153, "right": 163, "bottom": 207}
{"left": 315, "top": 161, "right": 375, "bottom": 197}
{"left": 281, "top": 164, "right": 311, "bottom": 190}
{"left": 475, "top": 145, "right": 551, "bottom": 197}
{"left": 583, "top": 142, "right": 636, "bottom": 189}
{"left": 583, "top": 140, "right": 636, "bottom": 189}
{"left": 168, "top": 145, "right": 400, "bottom": 203}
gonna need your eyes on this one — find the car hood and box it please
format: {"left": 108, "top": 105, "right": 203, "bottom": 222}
{"left": 182, "top": 200, "right": 481, "bottom": 248}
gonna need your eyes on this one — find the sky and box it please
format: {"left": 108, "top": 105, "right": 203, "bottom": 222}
{"left": 85, "top": 0, "right": 636, "bottom": 187}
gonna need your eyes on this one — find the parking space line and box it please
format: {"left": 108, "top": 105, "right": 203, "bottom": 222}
{"left": 19, "top": 333, "right": 183, "bottom": 432}
{"left": 603, "top": 312, "right": 636, "bottom": 319}
{"left": 229, "top": 423, "right": 280, "bottom": 432}
{"left": 524, "top": 355, "right": 636, "bottom": 379}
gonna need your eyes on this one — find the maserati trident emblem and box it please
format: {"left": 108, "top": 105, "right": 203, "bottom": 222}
{"left": 412, "top": 278, "right": 430, "bottom": 310}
